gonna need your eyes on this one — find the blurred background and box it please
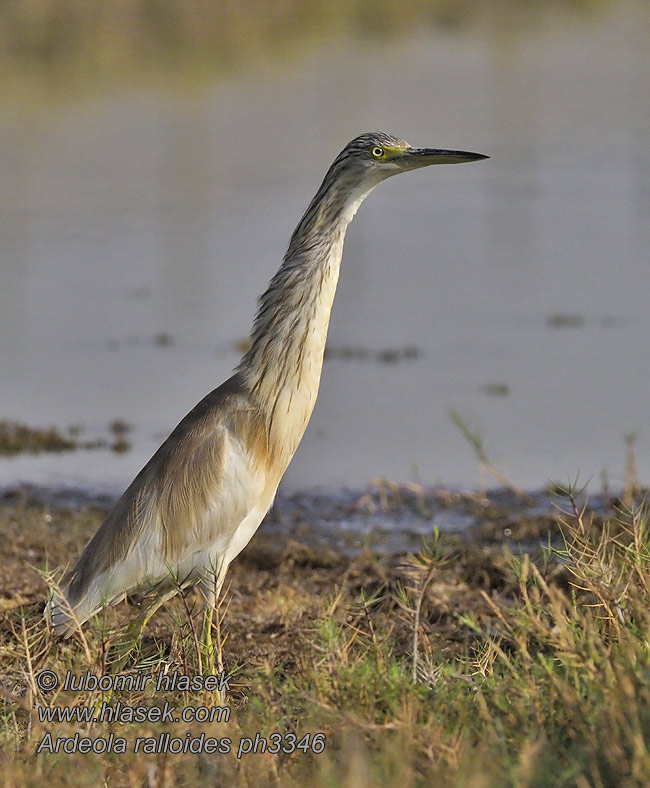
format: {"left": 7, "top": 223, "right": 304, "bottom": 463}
{"left": 0, "top": 0, "right": 648, "bottom": 494}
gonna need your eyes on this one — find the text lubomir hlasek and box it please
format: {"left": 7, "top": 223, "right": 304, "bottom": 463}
{"left": 61, "top": 669, "right": 231, "bottom": 693}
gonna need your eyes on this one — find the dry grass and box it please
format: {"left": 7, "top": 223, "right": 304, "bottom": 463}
{"left": 2, "top": 482, "right": 650, "bottom": 786}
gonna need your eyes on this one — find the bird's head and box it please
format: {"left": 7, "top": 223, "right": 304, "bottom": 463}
{"left": 289, "top": 131, "right": 487, "bottom": 251}
{"left": 310, "top": 131, "right": 487, "bottom": 226}
{"left": 332, "top": 131, "right": 487, "bottom": 187}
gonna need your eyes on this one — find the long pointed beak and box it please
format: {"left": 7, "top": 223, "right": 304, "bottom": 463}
{"left": 397, "top": 148, "right": 489, "bottom": 169}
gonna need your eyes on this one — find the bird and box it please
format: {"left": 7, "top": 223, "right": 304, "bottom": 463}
{"left": 45, "top": 131, "right": 487, "bottom": 642}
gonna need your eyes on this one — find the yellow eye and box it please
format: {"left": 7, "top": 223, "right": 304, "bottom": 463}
{"left": 371, "top": 146, "right": 384, "bottom": 158}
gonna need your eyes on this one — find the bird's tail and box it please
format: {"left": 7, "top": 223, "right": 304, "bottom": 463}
{"left": 43, "top": 579, "right": 97, "bottom": 637}
{"left": 43, "top": 587, "right": 80, "bottom": 637}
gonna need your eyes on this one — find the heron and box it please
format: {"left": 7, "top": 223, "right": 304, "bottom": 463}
{"left": 45, "top": 132, "right": 487, "bottom": 644}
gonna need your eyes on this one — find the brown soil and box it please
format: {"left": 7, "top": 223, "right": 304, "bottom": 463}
{"left": 0, "top": 488, "right": 569, "bottom": 668}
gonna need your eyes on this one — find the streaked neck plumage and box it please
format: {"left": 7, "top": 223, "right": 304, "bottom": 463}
{"left": 238, "top": 176, "right": 378, "bottom": 463}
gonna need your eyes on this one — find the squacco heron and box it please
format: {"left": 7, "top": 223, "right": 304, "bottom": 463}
{"left": 46, "top": 132, "right": 487, "bottom": 639}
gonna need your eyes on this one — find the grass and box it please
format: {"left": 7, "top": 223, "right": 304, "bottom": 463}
{"left": 0, "top": 419, "right": 133, "bottom": 457}
{"left": 0, "top": 421, "right": 78, "bottom": 456}
{"left": 2, "top": 479, "right": 650, "bottom": 786}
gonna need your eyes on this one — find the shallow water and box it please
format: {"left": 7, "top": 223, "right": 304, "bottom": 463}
{"left": 0, "top": 3, "right": 649, "bottom": 495}
{"left": 2, "top": 481, "right": 594, "bottom": 556}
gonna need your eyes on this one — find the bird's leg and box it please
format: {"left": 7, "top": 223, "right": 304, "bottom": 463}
{"left": 198, "top": 567, "right": 226, "bottom": 678}
{"left": 111, "top": 588, "right": 178, "bottom": 672}
{"left": 198, "top": 596, "right": 218, "bottom": 676}
{"left": 201, "top": 606, "right": 215, "bottom": 672}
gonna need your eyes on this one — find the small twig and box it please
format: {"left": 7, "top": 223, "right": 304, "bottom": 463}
{"left": 449, "top": 409, "right": 532, "bottom": 502}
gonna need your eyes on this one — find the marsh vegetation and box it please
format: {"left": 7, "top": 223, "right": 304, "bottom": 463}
{"left": 1, "top": 479, "right": 650, "bottom": 787}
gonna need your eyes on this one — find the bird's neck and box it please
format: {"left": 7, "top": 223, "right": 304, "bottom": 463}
{"left": 238, "top": 206, "right": 358, "bottom": 464}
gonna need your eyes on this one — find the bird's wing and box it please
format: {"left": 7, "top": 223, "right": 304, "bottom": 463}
{"left": 58, "top": 373, "right": 271, "bottom": 619}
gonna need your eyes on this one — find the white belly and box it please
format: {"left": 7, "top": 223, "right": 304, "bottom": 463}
{"left": 224, "top": 500, "right": 272, "bottom": 565}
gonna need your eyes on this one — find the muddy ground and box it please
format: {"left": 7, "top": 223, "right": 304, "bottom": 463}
{"left": 0, "top": 483, "right": 586, "bottom": 671}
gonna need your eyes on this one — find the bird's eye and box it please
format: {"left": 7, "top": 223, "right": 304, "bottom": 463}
{"left": 371, "top": 146, "right": 384, "bottom": 158}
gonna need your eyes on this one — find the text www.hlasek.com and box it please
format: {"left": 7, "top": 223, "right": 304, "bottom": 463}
{"left": 38, "top": 700, "right": 229, "bottom": 725}
{"left": 35, "top": 669, "right": 326, "bottom": 757}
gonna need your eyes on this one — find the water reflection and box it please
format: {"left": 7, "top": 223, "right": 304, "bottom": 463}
{"left": 0, "top": 3, "right": 648, "bottom": 495}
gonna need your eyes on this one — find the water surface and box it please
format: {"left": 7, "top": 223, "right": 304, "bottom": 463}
{"left": 1, "top": 4, "right": 648, "bottom": 495}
